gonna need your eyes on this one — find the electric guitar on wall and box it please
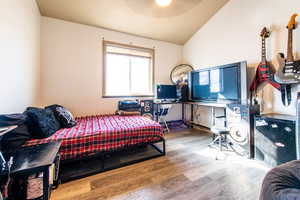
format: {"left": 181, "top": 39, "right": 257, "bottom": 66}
{"left": 250, "top": 27, "right": 280, "bottom": 104}
{"left": 275, "top": 14, "right": 300, "bottom": 84}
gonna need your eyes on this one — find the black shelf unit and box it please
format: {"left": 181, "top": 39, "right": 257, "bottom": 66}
{"left": 254, "top": 114, "right": 297, "bottom": 167}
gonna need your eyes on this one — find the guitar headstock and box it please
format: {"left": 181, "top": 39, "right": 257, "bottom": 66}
{"left": 287, "top": 14, "right": 298, "bottom": 30}
{"left": 260, "top": 27, "right": 270, "bottom": 39}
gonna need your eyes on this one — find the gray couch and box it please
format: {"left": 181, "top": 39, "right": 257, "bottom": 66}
{"left": 260, "top": 160, "right": 300, "bottom": 200}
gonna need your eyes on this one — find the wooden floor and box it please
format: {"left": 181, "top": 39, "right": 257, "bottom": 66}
{"left": 51, "top": 129, "right": 269, "bottom": 200}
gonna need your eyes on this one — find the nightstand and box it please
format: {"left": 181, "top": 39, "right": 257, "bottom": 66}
{"left": 1, "top": 141, "right": 62, "bottom": 200}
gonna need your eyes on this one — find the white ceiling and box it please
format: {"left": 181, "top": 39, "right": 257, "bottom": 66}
{"left": 36, "top": 0, "right": 229, "bottom": 45}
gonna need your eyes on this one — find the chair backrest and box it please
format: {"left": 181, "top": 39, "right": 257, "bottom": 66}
{"left": 159, "top": 105, "right": 172, "bottom": 116}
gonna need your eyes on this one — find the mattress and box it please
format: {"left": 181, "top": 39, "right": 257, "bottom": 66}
{"left": 26, "top": 115, "right": 164, "bottom": 160}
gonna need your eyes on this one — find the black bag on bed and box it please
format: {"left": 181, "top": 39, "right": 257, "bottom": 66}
{"left": 25, "top": 107, "right": 61, "bottom": 139}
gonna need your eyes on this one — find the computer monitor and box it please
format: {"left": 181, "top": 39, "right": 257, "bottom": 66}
{"left": 188, "top": 61, "right": 247, "bottom": 104}
{"left": 156, "top": 85, "right": 178, "bottom": 100}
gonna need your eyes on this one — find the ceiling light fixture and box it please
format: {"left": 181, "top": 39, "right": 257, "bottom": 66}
{"left": 155, "top": 0, "right": 173, "bottom": 7}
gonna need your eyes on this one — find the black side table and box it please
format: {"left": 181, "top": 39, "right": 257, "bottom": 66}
{"left": 1, "top": 141, "right": 62, "bottom": 200}
{"left": 0, "top": 126, "right": 18, "bottom": 173}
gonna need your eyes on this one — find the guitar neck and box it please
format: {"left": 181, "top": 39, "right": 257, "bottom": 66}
{"left": 287, "top": 29, "right": 294, "bottom": 62}
{"left": 261, "top": 37, "right": 267, "bottom": 63}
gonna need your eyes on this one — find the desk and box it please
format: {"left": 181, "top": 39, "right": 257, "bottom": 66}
{"left": 184, "top": 102, "right": 228, "bottom": 127}
{"left": 153, "top": 101, "right": 185, "bottom": 122}
{"left": 153, "top": 101, "right": 228, "bottom": 127}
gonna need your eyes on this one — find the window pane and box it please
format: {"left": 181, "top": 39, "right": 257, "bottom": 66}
{"left": 103, "top": 41, "right": 154, "bottom": 97}
{"left": 210, "top": 69, "right": 221, "bottom": 93}
{"left": 130, "top": 57, "right": 151, "bottom": 95}
{"left": 105, "top": 54, "right": 130, "bottom": 96}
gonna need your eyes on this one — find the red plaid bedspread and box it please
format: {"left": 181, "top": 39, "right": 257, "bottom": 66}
{"left": 25, "top": 115, "right": 164, "bottom": 160}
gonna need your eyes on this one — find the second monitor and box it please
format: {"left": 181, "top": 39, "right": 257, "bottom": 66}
{"left": 156, "top": 85, "right": 178, "bottom": 101}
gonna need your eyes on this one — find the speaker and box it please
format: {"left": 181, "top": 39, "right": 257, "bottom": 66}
{"left": 140, "top": 100, "right": 154, "bottom": 120}
{"left": 226, "top": 104, "right": 260, "bottom": 158}
{"left": 177, "top": 85, "right": 189, "bottom": 102}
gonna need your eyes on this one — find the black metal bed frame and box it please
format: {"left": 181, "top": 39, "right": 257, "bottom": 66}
{"left": 59, "top": 136, "right": 166, "bottom": 182}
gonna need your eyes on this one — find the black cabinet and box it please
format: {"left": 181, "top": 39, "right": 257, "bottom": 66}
{"left": 255, "top": 114, "right": 297, "bottom": 167}
{"left": 0, "top": 141, "right": 61, "bottom": 200}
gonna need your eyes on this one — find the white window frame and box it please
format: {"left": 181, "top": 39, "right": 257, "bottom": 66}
{"left": 102, "top": 40, "right": 155, "bottom": 98}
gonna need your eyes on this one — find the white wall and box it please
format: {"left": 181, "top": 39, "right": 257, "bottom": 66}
{"left": 0, "top": 0, "right": 40, "bottom": 114}
{"left": 41, "top": 17, "right": 183, "bottom": 119}
{"left": 183, "top": 0, "right": 300, "bottom": 127}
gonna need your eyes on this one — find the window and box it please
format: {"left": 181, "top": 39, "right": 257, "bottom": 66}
{"left": 103, "top": 41, "right": 154, "bottom": 97}
{"left": 210, "top": 69, "right": 222, "bottom": 93}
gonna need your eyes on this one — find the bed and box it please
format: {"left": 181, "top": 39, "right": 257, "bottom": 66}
{"left": 25, "top": 115, "right": 165, "bottom": 161}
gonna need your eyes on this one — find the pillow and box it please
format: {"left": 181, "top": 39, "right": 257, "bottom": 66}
{"left": 45, "top": 105, "right": 77, "bottom": 128}
{"left": 25, "top": 107, "right": 61, "bottom": 139}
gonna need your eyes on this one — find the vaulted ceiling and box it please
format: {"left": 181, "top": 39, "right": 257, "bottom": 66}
{"left": 36, "top": 0, "right": 229, "bottom": 45}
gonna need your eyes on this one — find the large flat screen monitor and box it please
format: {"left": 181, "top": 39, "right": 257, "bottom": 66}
{"left": 188, "top": 61, "right": 247, "bottom": 104}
